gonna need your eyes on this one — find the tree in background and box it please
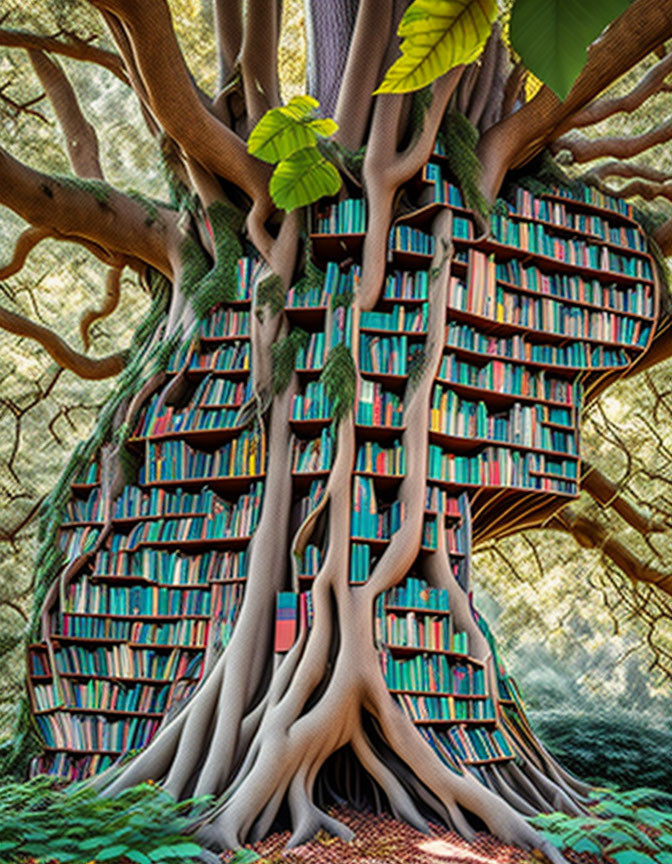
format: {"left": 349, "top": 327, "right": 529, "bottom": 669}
{"left": 2, "top": 0, "right": 672, "bottom": 860}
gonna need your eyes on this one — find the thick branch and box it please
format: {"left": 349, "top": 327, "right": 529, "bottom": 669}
{"left": 0, "top": 146, "right": 175, "bottom": 276}
{"left": 571, "top": 50, "right": 672, "bottom": 128}
{"left": 214, "top": 0, "right": 242, "bottom": 84}
{"left": 0, "top": 303, "right": 125, "bottom": 379}
{"left": 477, "top": 0, "right": 672, "bottom": 202}
{"left": 28, "top": 50, "right": 104, "bottom": 180}
{"left": 581, "top": 462, "right": 667, "bottom": 534}
{"left": 552, "top": 507, "right": 672, "bottom": 596}
{"left": 0, "top": 28, "right": 128, "bottom": 84}
{"left": 305, "top": 0, "right": 359, "bottom": 118}
{"left": 553, "top": 118, "right": 672, "bottom": 164}
{"left": 88, "top": 0, "right": 272, "bottom": 212}
{"left": 240, "top": 0, "right": 281, "bottom": 127}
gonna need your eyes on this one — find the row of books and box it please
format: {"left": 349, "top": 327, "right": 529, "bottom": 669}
{"left": 331, "top": 304, "right": 353, "bottom": 348}
{"left": 425, "top": 488, "right": 464, "bottom": 519}
{"left": 383, "top": 270, "right": 430, "bottom": 302}
{"left": 423, "top": 164, "right": 465, "bottom": 207}
{"left": 64, "top": 489, "right": 103, "bottom": 524}
{"left": 51, "top": 645, "right": 203, "bottom": 680}
{"left": 32, "top": 681, "right": 171, "bottom": 714}
{"left": 428, "top": 444, "right": 578, "bottom": 493}
{"left": 296, "top": 332, "right": 326, "bottom": 371}
{"left": 35, "top": 713, "right": 161, "bottom": 753}
{"left": 213, "top": 582, "right": 244, "bottom": 647}
{"left": 286, "top": 262, "right": 360, "bottom": 309}
{"left": 141, "top": 431, "right": 265, "bottom": 484}
{"left": 389, "top": 226, "right": 435, "bottom": 257}
{"left": 352, "top": 476, "right": 404, "bottom": 540}
{"left": 133, "top": 395, "right": 241, "bottom": 439}
{"left": 316, "top": 198, "right": 367, "bottom": 234}
{"left": 420, "top": 725, "right": 513, "bottom": 765}
{"left": 491, "top": 214, "right": 653, "bottom": 280}
{"left": 94, "top": 548, "right": 248, "bottom": 583}
{"left": 356, "top": 381, "right": 404, "bottom": 428}
{"left": 273, "top": 592, "right": 314, "bottom": 652}
{"left": 194, "top": 376, "right": 253, "bottom": 409}
{"left": 397, "top": 693, "right": 495, "bottom": 722}
{"left": 186, "top": 340, "right": 250, "bottom": 373}
{"left": 382, "top": 653, "right": 485, "bottom": 694}
{"left": 445, "top": 321, "right": 631, "bottom": 369}
{"left": 199, "top": 308, "right": 250, "bottom": 340}
{"left": 64, "top": 583, "right": 212, "bottom": 617}
{"left": 292, "top": 381, "right": 333, "bottom": 421}
{"left": 350, "top": 542, "right": 376, "bottom": 582}
{"left": 360, "top": 303, "right": 428, "bottom": 333}
{"left": 550, "top": 184, "right": 634, "bottom": 218}
{"left": 438, "top": 354, "right": 579, "bottom": 406}
{"left": 355, "top": 441, "right": 406, "bottom": 475}
{"left": 378, "top": 611, "right": 468, "bottom": 654}
{"left": 59, "top": 527, "right": 100, "bottom": 562}
{"left": 423, "top": 519, "right": 465, "bottom": 552}
{"left": 449, "top": 276, "right": 652, "bottom": 345}
{"left": 53, "top": 617, "right": 209, "bottom": 645}
{"left": 30, "top": 752, "right": 114, "bottom": 782}
{"left": 73, "top": 462, "right": 99, "bottom": 485}
{"left": 513, "top": 189, "right": 646, "bottom": 252}
{"left": 112, "top": 484, "right": 228, "bottom": 521}
{"left": 430, "top": 387, "right": 577, "bottom": 453}
{"left": 292, "top": 429, "right": 334, "bottom": 473}
{"left": 296, "top": 480, "right": 326, "bottom": 523}
{"left": 495, "top": 258, "right": 653, "bottom": 316}
{"left": 385, "top": 577, "right": 451, "bottom": 612}
{"left": 360, "top": 334, "right": 409, "bottom": 375}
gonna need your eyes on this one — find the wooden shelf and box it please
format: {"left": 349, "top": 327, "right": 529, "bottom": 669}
{"left": 355, "top": 423, "right": 406, "bottom": 442}
{"left": 42, "top": 746, "right": 124, "bottom": 755}
{"left": 384, "top": 604, "right": 451, "bottom": 617}
{"left": 61, "top": 612, "right": 210, "bottom": 622}
{"left": 429, "top": 428, "right": 578, "bottom": 461}
{"left": 34, "top": 706, "right": 165, "bottom": 719}
{"left": 359, "top": 369, "right": 408, "bottom": 391}
{"left": 411, "top": 717, "right": 497, "bottom": 726}
{"left": 143, "top": 474, "right": 264, "bottom": 495}
{"left": 37, "top": 672, "right": 199, "bottom": 685}
{"left": 385, "top": 644, "right": 484, "bottom": 665}
{"left": 109, "top": 534, "right": 252, "bottom": 553}
{"left": 389, "top": 689, "right": 488, "bottom": 699}
{"left": 130, "top": 425, "right": 245, "bottom": 449}
{"left": 434, "top": 377, "right": 578, "bottom": 412}
{"left": 310, "top": 231, "right": 365, "bottom": 262}
{"left": 360, "top": 326, "right": 427, "bottom": 340}
{"left": 290, "top": 417, "right": 332, "bottom": 436}
{"left": 427, "top": 476, "right": 578, "bottom": 498}
{"left": 464, "top": 755, "right": 515, "bottom": 766}
{"left": 285, "top": 304, "right": 328, "bottom": 328}
{"left": 354, "top": 469, "right": 404, "bottom": 490}
{"left": 90, "top": 574, "right": 211, "bottom": 588}
{"left": 541, "top": 191, "right": 640, "bottom": 227}
{"left": 389, "top": 248, "right": 434, "bottom": 270}
{"left": 49, "top": 635, "right": 206, "bottom": 651}
{"left": 442, "top": 339, "right": 626, "bottom": 376}
{"left": 198, "top": 332, "right": 250, "bottom": 344}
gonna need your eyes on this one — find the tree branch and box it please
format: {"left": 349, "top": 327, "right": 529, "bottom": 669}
{"left": 214, "top": 0, "right": 243, "bottom": 84}
{"left": 552, "top": 118, "right": 672, "bottom": 164}
{"left": 87, "top": 0, "right": 272, "bottom": 214}
{"left": 79, "top": 266, "right": 123, "bottom": 350}
{"left": 28, "top": 50, "right": 104, "bottom": 180}
{"left": 305, "top": 0, "right": 359, "bottom": 118}
{"left": 240, "top": 0, "right": 281, "bottom": 128}
{"left": 0, "top": 145, "right": 176, "bottom": 276}
{"left": 476, "top": 0, "right": 672, "bottom": 202}
{"left": 580, "top": 462, "right": 667, "bottom": 534}
{"left": 0, "top": 28, "right": 128, "bottom": 85}
{"left": 551, "top": 507, "right": 672, "bottom": 596}
{"left": 0, "top": 226, "right": 53, "bottom": 280}
{"left": 500, "top": 62, "right": 525, "bottom": 120}
{"left": 466, "top": 24, "right": 500, "bottom": 130}
{"left": 0, "top": 303, "right": 125, "bottom": 379}
{"left": 571, "top": 50, "right": 672, "bottom": 128}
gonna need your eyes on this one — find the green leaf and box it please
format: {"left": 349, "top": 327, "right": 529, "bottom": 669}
{"left": 509, "top": 0, "right": 633, "bottom": 100}
{"left": 566, "top": 835, "right": 602, "bottom": 855}
{"left": 269, "top": 148, "right": 342, "bottom": 211}
{"left": 376, "top": 0, "right": 498, "bottom": 94}
{"left": 248, "top": 95, "right": 327, "bottom": 163}
{"left": 125, "top": 852, "right": 153, "bottom": 864}
{"left": 611, "top": 852, "right": 661, "bottom": 864}
{"left": 230, "top": 850, "right": 263, "bottom": 863}
{"left": 97, "top": 843, "right": 129, "bottom": 860}
{"left": 148, "top": 843, "right": 202, "bottom": 860}
{"left": 656, "top": 853, "right": 672, "bottom": 864}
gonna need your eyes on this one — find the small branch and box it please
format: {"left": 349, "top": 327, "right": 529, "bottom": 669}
{"left": 0, "top": 226, "right": 53, "bottom": 280}
{"left": 0, "top": 28, "right": 128, "bottom": 84}
{"left": 0, "top": 81, "right": 48, "bottom": 122}
{"left": 552, "top": 118, "right": 672, "bottom": 164}
{"left": 466, "top": 24, "right": 500, "bottom": 130}
{"left": 571, "top": 50, "right": 672, "bottom": 128}
{"left": 79, "top": 265, "right": 123, "bottom": 350}
{"left": 214, "top": 0, "right": 243, "bottom": 84}
{"left": 240, "top": 0, "right": 281, "bottom": 128}
{"left": 0, "top": 303, "right": 125, "bottom": 379}
{"left": 28, "top": 50, "right": 104, "bottom": 179}
{"left": 500, "top": 62, "right": 526, "bottom": 120}
{"left": 586, "top": 160, "right": 672, "bottom": 185}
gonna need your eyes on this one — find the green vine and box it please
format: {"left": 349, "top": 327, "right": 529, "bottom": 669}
{"left": 320, "top": 342, "right": 356, "bottom": 423}
{"left": 437, "top": 111, "right": 489, "bottom": 222}
{"left": 271, "top": 328, "right": 309, "bottom": 394}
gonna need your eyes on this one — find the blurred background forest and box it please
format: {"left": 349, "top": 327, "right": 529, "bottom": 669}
{"left": 1, "top": 0, "right": 672, "bottom": 791}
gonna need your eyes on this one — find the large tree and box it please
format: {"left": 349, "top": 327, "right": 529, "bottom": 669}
{"left": 3, "top": 0, "right": 672, "bottom": 861}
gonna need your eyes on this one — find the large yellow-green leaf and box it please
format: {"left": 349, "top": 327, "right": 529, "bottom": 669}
{"left": 510, "top": 0, "right": 633, "bottom": 100}
{"left": 269, "top": 148, "right": 342, "bottom": 211}
{"left": 375, "top": 0, "right": 497, "bottom": 95}
{"left": 248, "top": 95, "right": 322, "bottom": 164}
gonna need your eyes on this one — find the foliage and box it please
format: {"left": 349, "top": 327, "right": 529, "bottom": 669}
{"left": 247, "top": 96, "right": 341, "bottom": 211}
{"left": 271, "top": 328, "right": 309, "bottom": 394}
{"left": 510, "top": 0, "right": 634, "bottom": 100}
{"left": 256, "top": 273, "right": 286, "bottom": 319}
{"left": 529, "top": 787, "right": 672, "bottom": 862}
{"left": 437, "top": 112, "right": 489, "bottom": 220}
{"left": 320, "top": 343, "right": 356, "bottom": 424}
{"left": 0, "top": 776, "right": 208, "bottom": 863}
{"left": 376, "top": 0, "right": 498, "bottom": 94}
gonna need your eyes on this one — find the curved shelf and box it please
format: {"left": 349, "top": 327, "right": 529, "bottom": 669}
{"left": 429, "top": 428, "right": 579, "bottom": 461}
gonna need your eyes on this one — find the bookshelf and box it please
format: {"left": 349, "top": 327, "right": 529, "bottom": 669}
{"left": 28, "top": 257, "right": 263, "bottom": 781}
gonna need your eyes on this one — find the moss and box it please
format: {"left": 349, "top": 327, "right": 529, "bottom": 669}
{"left": 408, "top": 85, "right": 434, "bottom": 146}
{"left": 179, "top": 231, "right": 211, "bottom": 298}
{"left": 437, "top": 112, "right": 490, "bottom": 222}
{"left": 187, "top": 202, "right": 245, "bottom": 318}
{"left": 271, "top": 328, "right": 309, "bottom": 393}
{"left": 256, "top": 273, "right": 286, "bottom": 318}
{"left": 320, "top": 342, "right": 356, "bottom": 423}
{"left": 331, "top": 289, "right": 353, "bottom": 310}
{"left": 125, "top": 189, "right": 162, "bottom": 226}
{"left": 54, "top": 175, "right": 112, "bottom": 207}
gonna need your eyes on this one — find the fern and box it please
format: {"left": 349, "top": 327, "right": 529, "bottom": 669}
{"left": 271, "top": 328, "right": 309, "bottom": 393}
{"left": 320, "top": 343, "right": 356, "bottom": 423}
{"left": 256, "top": 273, "right": 286, "bottom": 317}
{"left": 437, "top": 111, "right": 489, "bottom": 221}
